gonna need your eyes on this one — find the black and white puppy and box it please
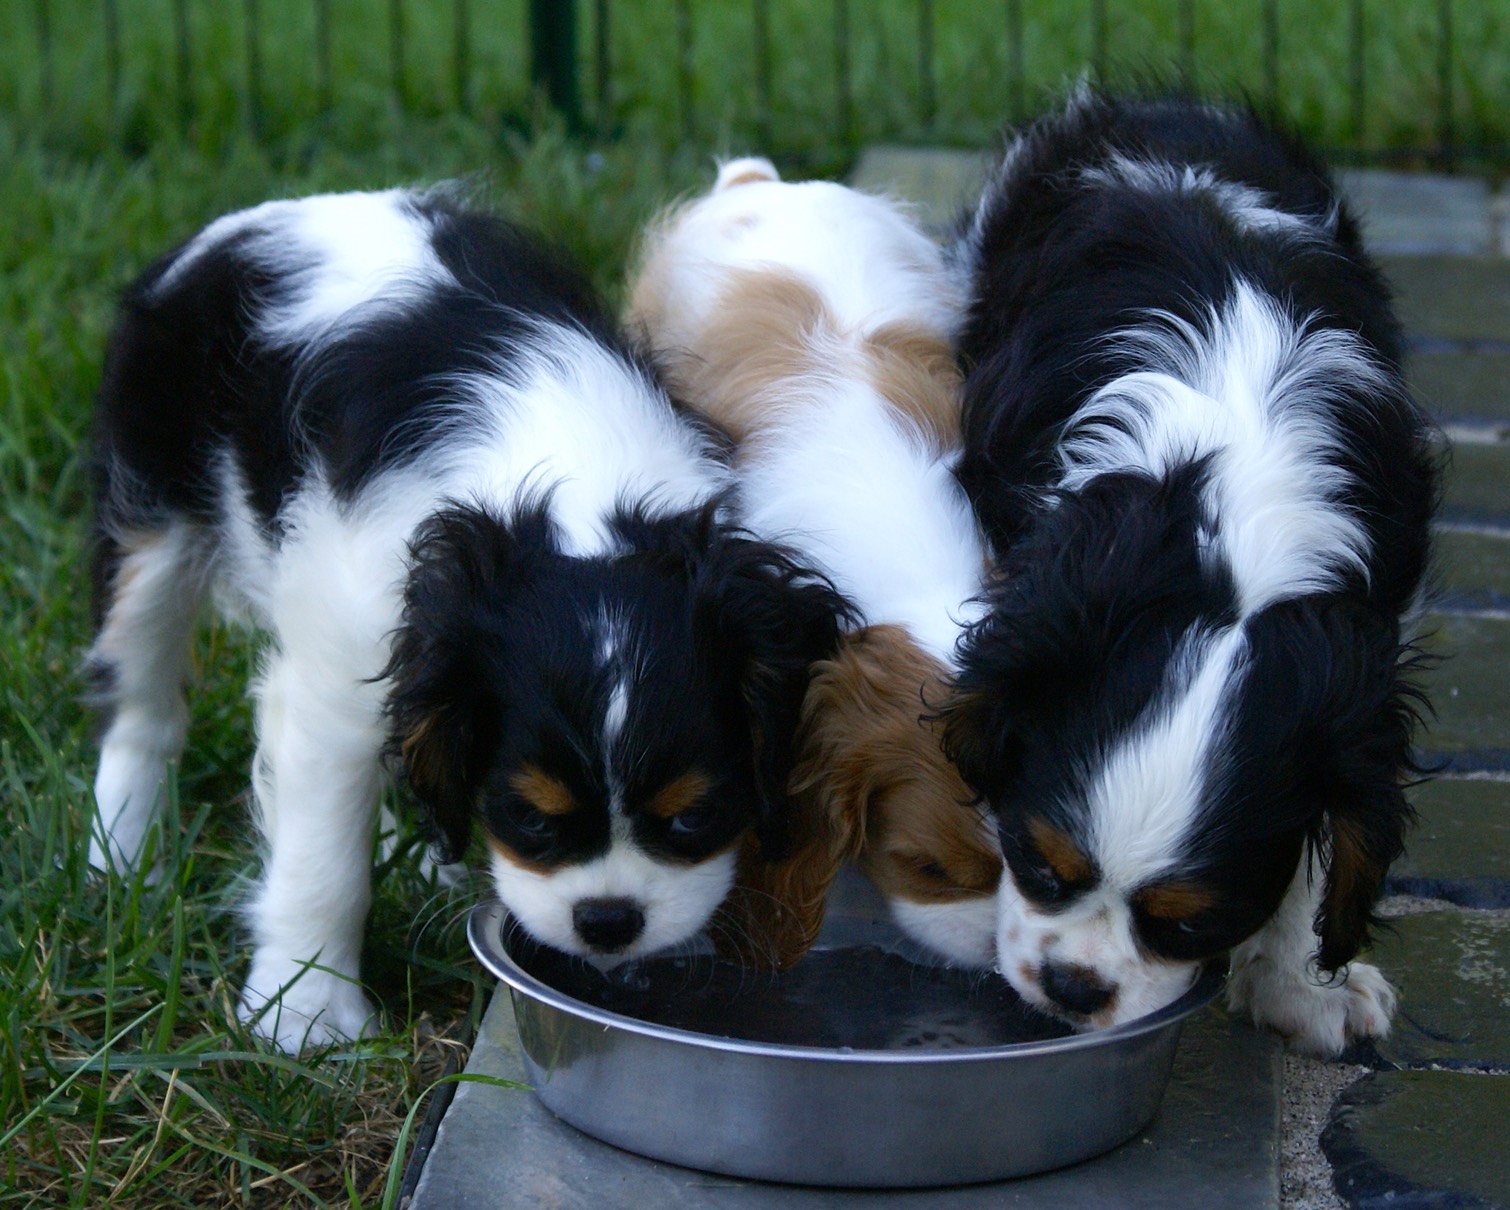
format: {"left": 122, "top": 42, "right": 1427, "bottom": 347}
{"left": 87, "top": 187, "right": 847, "bottom": 1052}
{"left": 944, "top": 91, "right": 1438, "bottom": 1055}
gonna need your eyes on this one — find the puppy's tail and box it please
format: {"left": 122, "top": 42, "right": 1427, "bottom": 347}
{"left": 715, "top": 156, "right": 780, "bottom": 191}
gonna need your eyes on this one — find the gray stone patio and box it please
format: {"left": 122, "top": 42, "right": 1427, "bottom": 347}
{"left": 403, "top": 157, "right": 1510, "bottom": 1210}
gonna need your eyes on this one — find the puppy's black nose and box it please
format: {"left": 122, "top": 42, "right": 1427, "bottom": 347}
{"left": 572, "top": 897, "right": 646, "bottom": 952}
{"left": 1040, "top": 961, "right": 1115, "bottom": 1016}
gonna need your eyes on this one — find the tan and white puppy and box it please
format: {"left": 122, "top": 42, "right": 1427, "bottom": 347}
{"left": 628, "top": 158, "right": 1001, "bottom": 968}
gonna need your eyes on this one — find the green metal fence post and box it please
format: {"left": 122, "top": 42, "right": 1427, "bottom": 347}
{"left": 530, "top": 0, "right": 581, "bottom": 129}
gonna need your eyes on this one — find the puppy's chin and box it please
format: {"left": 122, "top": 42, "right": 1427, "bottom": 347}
{"left": 887, "top": 895, "right": 998, "bottom": 969}
{"left": 486, "top": 845, "right": 736, "bottom": 962}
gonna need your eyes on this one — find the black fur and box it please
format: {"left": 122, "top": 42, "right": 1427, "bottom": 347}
{"left": 384, "top": 497, "right": 852, "bottom": 866}
{"left": 947, "top": 90, "right": 1440, "bottom": 976}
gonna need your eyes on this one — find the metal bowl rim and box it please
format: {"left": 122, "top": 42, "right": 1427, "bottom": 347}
{"left": 467, "top": 899, "right": 1224, "bottom": 1065}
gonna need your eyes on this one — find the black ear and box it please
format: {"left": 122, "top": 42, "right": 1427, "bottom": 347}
{"left": 615, "top": 502, "right": 854, "bottom": 857}
{"left": 942, "top": 466, "right": 1234, "bottom": 799}
{"left": 695, "top": 528, "right": 854, "bottom": 857}
{"left": 1247, "top": 597, "right": 1427, "bottom": 972}
{"left": 383, "top": 501, "right": 554, "bottom": 862}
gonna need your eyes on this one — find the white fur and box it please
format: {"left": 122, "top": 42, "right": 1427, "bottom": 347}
{"left": 891, "top": 895, "right": 1001, "bottom": 969}
{"left": 1228, "top": 850, "right": 1397, "bottom": 1056}
{"left": 632, "top": 164, "right": 998, "bottom": 965}
{"left": 1086, "top": 628, "right": 1245, "bottom": 883}
{"left": 488, "top": 845, "right": 737, "bottom": 964}
{"left": 1079, "top": 154, "right": 1335, "bottom": 238}
{"left": 637, "top": 164, "right": 985, "bottom": 668}
{"left": 89, "top": 522, "right": 207, "bottom": 875}
{"left": 1058, "top": 284, "right": 1377, "bottom": 613}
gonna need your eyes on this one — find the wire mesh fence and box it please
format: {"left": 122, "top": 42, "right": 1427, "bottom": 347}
{"left": 6, "top": 1, "right": 1507, "bottom": 166}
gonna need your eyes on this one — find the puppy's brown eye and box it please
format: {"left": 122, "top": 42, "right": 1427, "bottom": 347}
{"left": 515, "top": 807, "right": 551, "bottom": 838}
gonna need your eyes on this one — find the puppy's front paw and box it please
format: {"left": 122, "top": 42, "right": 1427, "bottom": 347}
{"left": 1229, "top": 954, "right": 1396, "bottom": 1057}
{"left": 239, "top": 958, "right": 380, "bottom": 1053}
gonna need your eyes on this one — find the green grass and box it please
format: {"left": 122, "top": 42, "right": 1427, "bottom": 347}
{"left": 0, "top": 1, "right": 1506, "bottom": 165}
{"left": 2, "top": 3, "right": 1506, "bottom": 1206}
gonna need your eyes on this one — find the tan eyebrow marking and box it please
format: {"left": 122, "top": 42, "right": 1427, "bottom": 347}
{"left": 1135, "top": 882, "right": 1217, "bottom": 920}
{"left": 1026, "top": 817, "right": 1094, "bottom": 884}
{"left": 508, "top": 766, "right": 577, "bottom": 817}
{"left": 648, "top": 770, "right": 712, "bottom": 819}
{"left": 483, "top": 832, "right": 555, "bottom": 876}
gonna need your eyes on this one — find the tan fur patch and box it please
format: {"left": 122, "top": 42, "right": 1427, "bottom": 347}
{"left": 627, "top": 216, "right": 963, "bottom": 463}
{"left": 647, "top": 770, "right": 712, "bottom": 819}
{"left": 1135, "top": 881, "right": 1216, "bottom": 920}
{"left": 720, "top": 167, "right": 775, "bottom": 189}
{"left": 1027, "top": 817, "right": 1094, "bottom": 886}
{"left": 508, "top": 766, "right": 577, "bottom": 817}
{"left": 863, "top": 320, "right": 963, "bottom": 453}
{"left": 636, "top": 266, "right": 831, "bottom": 447}
{"left": 792, "top": 625, "right": 1001, "bottom": 908}
{"left": 400, "top": 713, "right": 450, "bottom": 800}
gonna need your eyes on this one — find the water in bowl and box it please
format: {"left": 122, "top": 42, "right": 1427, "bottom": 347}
{"left": 516, "top": 941, "right": 1074, "bottom": 1050}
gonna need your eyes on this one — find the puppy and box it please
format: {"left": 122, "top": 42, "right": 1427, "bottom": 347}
{"left": 944, "top": 92, "right": 1438, "bottom": 1055}
{"left": 628, "top": 158, "right": 1000, "bottom": 968}
{"left": 87, "top": 187, "right": 848, "bottom": 1051}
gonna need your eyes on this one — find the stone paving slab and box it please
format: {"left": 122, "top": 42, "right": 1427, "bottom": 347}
{"left": 1409, "top": 351, "right": 1510, "bottom": 422}
{"left": 1322, "top": 1070, "right": 1510, "bottom": 1210}
{"left": 1440, "top": 440, "right": 1510, "bottom": 527}
{"left": 409, "top": 990, "right": 1280, "bottom": 1210}
{"left": 848, "top": 152, "right": 1510, "bottom": 266}
{"left": 1416, "top": 614, "right": 1510, "bottom": 752}
{"left": 849, "top": 146, "right": 983, "bottom": 231}
{"left": 1365, "top": 911, "right": 1510, "bottom": 1068}
{"left": 1391, "top": 778, "right": 1510, "bottom": 908}
{"left": 1379, "top": 257, "right": 1510, "bottom": 344}
{"left": 1339, "top": 170, "right": 1499, "bottom": 257}
{"left": 1435, "top": 530, "right": 1510, "bottom": 598}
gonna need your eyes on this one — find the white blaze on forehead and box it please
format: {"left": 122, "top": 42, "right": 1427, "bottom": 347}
{"left": 1084, "top": 626, "right": 1246, "bottom": 887}
{"left": 596, "top": 607, "right": 632, "bottom": 822}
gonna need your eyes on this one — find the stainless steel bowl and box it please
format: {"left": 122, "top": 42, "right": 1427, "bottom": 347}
{"left": 467, "top": 872, "right": 1223, "bottom": 1188}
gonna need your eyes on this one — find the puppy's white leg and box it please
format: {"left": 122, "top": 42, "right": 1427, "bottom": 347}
{"left": 1228, "top": 850, "right": 1396, "bottom": 1057}
{"left": 239, "top": 651, "right": 385, "bottom": 1052}
{"left": 88, "top": 523, "right": 206, "bottom": 876}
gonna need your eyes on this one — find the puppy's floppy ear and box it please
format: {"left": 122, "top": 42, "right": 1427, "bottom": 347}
{"left": 383, "top": 501, "right": 555, "bottom": 863}
{"left": 614, "top": 502, "right": 854, "bottom": 853}
{"left": 1246, "top": 597, "right": 1427, "bottom": 972}
{"left": 942, "top": 466, "right": 1233, "bottom": 800}
{"left": 717, "top": 629, "right": 895, "bottom": 968}
{"left": 691, "top": 527, "right": 854, "bottom": 859}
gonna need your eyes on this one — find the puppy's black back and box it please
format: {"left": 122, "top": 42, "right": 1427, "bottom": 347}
{"left": 954, "top": 91, "right": 1435, "bottom": 613}
{"left": 92, "top": 194, "right": 617, "bottom": 540}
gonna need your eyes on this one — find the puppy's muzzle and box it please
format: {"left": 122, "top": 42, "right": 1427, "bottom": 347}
{"left": 572, "top": 897, "right": 647, "bottom": 952}
{"left": 1039, "top": 961, "right": 1116, "bottom": 1016}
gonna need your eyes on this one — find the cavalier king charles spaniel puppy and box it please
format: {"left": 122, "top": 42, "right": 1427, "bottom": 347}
{"left": 627, "top": 158, "right": 1001, "bottom": 969}
{"left": 944, "top": 91, "right": 1439, "bottom": 1055}
{"left": 87, "top": 186, "right": 848, "bottom": 1051}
